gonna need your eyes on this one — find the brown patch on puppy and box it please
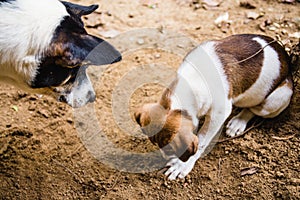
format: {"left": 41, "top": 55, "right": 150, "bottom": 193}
{"left": 215, "top": 34, "right": 264, "bottom": 98}
{"left": 215, "top": 34, "right": 292, "bottom": 98}
{"left": 159, "top": 110, "right": 198, "bottom": 161}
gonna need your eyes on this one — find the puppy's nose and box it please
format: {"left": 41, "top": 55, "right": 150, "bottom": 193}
{"left": 178, "top": 138, "right": 198, "bottom": 162}
{"left": 87, "top": 91, "right": 96, "bottom": 103}
{"left": 179, "top": 150, "right": 195, "bottom": 162}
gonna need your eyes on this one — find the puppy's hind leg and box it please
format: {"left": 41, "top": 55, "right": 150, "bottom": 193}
{"left": 226, "top": 77, "right": 293, "bottom": 137}
{"left": 250, "top": 77, "right": 293, "bottom": 118}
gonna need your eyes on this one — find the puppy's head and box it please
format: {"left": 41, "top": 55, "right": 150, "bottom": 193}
{"left": 29, "top": 1, "right": 121, "bottom": 107}
{"left": 134, "top": 101, "right": 198, "bottom": 162}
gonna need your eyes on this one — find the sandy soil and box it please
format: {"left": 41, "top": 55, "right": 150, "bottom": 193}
{"left": 0, "top": 0, "right": 299, "bottom": 199}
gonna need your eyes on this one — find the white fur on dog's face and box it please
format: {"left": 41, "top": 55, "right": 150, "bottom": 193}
{"left": 49, "top": 66, "right": 96, "bottom": 108}
{"left": 0, "top": 0, "right": 121, "bottom": 107}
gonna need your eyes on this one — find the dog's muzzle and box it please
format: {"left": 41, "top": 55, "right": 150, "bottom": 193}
{"left": 58, "top": 66, "right": 96, "bottom": 108}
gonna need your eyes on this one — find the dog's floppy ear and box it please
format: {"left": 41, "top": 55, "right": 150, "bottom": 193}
{"left": 61, "top": 1, "right": 98, "bottom": 16}
{"left": 53, "top": 2, "right": 122, "bottom": 68}
{"left": 51, "top": 34, "right": 122, "bottom": 68}
{"left": 134, "top": 108, "right": 151, "bottom": 127}
{"left": 159, "top": 110, "right": 198, "bottom": 161}
{"left": 134, "top": 111, "right": 142, "bottom": 126}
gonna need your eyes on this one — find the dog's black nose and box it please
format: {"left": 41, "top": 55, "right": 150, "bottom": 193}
{"left": 87, "top": 91, "right": 96, "bottom": 103}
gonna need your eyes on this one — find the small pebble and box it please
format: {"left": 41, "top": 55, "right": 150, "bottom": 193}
{"left": 154, "top": 53, "right": 161, "bottom": 59}
{"left": 137, "top": 38, "right": 145, "bottom": 45}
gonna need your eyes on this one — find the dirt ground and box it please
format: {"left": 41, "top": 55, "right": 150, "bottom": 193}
{"left": 0, "top": 0, "right": 299, "bottom": 199}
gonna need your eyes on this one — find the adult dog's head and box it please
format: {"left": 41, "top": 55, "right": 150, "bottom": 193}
{"left": 0, "top": 0, "right": 121, "bottom": 107}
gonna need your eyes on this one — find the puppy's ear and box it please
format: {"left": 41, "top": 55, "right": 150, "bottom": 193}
{"left": 159, "top": 78, "right": 178, "bottom": 110}
{"left": 157, "top": 110, "right": 198, "bottom": 161}
{"left": 134, "top": 111, "right": 142, "bottom": 126}
{"left": 159, "top": 88, "right": 171, "bottom": 110}
{"left": 134, "top": 108, "right": 151, "bottom": 127}
{"left": 61, "top": 1, "right": 98, "bottom": 16}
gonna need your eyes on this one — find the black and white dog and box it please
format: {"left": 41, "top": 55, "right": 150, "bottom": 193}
{"left": 0, "top": 0, "right": 121, "bottom": 107}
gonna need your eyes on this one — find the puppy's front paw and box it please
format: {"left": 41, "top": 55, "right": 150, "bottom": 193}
{"left": 164, "top": 157, "right": 196, "bottom": 180}
{"left": 226, "top": 116, "right": 247, "bottom": 137}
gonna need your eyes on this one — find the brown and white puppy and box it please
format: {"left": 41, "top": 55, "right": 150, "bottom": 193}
{"left": 0, "top": 0, "right": 121, "bottom": 107}
{"left": 135, "top": 34, "right": 293, "bottom": 180}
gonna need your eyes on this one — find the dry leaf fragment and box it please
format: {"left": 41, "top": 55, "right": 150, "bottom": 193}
{"left": 12, "top": 105, "right": 18, "bottom": 112}
{"left": 202, "top": 0, "right": 222, "bottom": 7}
{"left": 214, "top": 12, "right": 232, "bottom": 33}
{"left": 140, "top": 0, "right": 157, "bottom": 8}
{"left": 259, "top": 22, "right": 266, "bottom": 32}
{"left": 246, "top": 11, "right": 264, "bottom": 20}
{"left": 281, "top": 0, "right": 295, "bottom": 4}
{"left": 241, "top": 167, "right": 258, "bottom": 176}
{"left": 259, "top": 19, "right": 273, "bottom": 32}
{"left": 268, "top": 26, "right": 277, "bottom": 31}
{"left": 246, "top": 11, "right": 260, "bottom": 20}
{"left": 214, "top": 12, "right": 230, "bottom": 25}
